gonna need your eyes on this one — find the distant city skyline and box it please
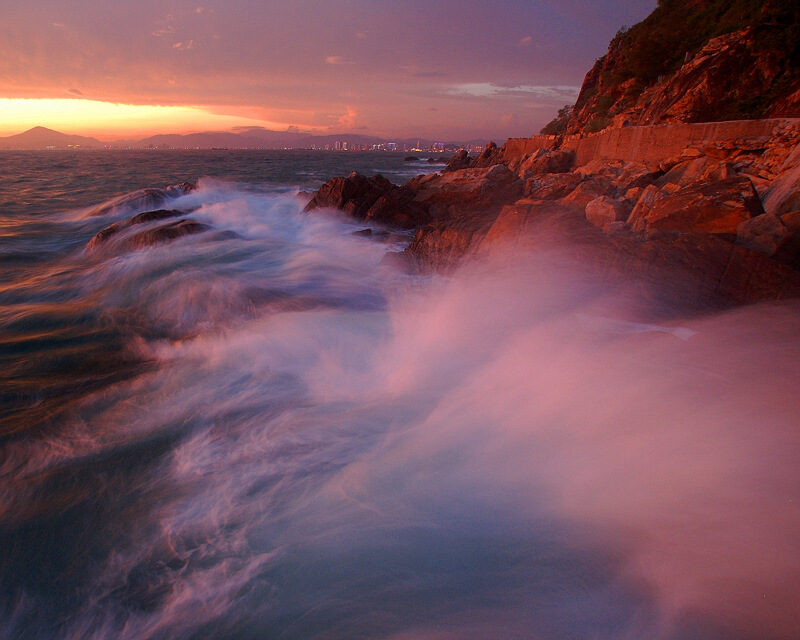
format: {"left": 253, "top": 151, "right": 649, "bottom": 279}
{"left": 0, "top": 1, "right": 657, "bottom": 140}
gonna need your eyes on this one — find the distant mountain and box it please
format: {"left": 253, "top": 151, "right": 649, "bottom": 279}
{"left": 0, "top": 126, "right": 104, "bottom": 149}
{"left": 0, "top": 125, "right": 489, "bottom": 151}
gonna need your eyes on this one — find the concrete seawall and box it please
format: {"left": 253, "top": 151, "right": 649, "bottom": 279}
{"left": 502, "top": 119, "right": 800, "bottom": 166}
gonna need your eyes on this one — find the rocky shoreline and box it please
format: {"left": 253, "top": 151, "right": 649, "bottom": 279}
{"left": 303, "top": 119, "right": 800, "bottom": 313}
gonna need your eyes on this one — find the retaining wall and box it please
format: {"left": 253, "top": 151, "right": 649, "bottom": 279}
{"left": 501, "top": 119, "right": 800, "bottom": 166}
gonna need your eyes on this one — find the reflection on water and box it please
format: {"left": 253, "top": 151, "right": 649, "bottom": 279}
{"left": 1, "top": 161, "right": 799, "bottom": 640}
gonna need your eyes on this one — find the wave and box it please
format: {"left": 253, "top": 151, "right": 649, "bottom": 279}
{"left": 1, "top": 182, "right": 799, "bottom": 640}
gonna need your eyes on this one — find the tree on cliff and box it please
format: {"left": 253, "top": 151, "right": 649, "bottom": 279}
{"left": 540, "top": 105, "right": 573, "bottom": 135}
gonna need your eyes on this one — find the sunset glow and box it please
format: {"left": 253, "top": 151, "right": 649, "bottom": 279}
{"left": 0, "top": 99, "right": 289, "bottom": 138}
{"left": 0, "top": 0, "right": 658, "bottom": 140}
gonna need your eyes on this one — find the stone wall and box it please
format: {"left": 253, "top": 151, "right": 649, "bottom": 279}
{"left": 501, "top": 119, "right": 800, "bottom": 167}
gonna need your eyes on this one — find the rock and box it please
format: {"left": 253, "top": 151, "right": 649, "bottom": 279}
{"left": 123, "top": 220, "right": 210, "bottom": 249}
{"left": 656, "top": 157, "right": 710, "bottom": 188}
{"left": 526, "top": 173, "right": 582, "bottom": 199}
{"left": 559, "top": 177, "right": 616, "bottom": 208}
{"left": 412, "top": 164, "right": 524, "bottom": 215}
{"left": 472, "top": 142, "right": 501, "bottom": 168}
{"left": 443, "top": 149, "right": 472, "bottom": 172}
{"left": 612, "top": 162, "right": 659, "bottom": 191}
{"left": 516, "top": 149, "right": 575, "bottom": 179}
{"left": 628, "top": 185, "right": 669, "bottom": 232}
{"left": 762, "top": 161, "right": 800, "bottom": 216}
{"left": 624, "top": 186, "right": 646, "bottom": 204}
{"left": 585, "top": 196, "right": 632, "bottom": 228}
{"left": 365, "top": 185, "right": 430, "bottom": 229}
{"left": 568, "top": 25, "right": 800, "bottom": 134}
{"left": 736, "top": 212, "right": 791, "bottom": 256}
{"left": 87, "top": 209, "right": 185, "bottom": 249}
{"left": 86, "top": 183, "right": 196, "bottom": 217}
{"left": 304, "top": 172, "right": 396, "bottom": 219}
{"left": 638, "top": 177, "right": 764, "bottom": 235}
{"left": 403, "top": 156, "right": 418, "bottom": 162}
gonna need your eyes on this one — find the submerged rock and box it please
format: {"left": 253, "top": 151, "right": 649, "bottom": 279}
{"left": 123, "top": 219, "right": 210, "bottom": 249}
{"left": 86, "top": 182, "right": 196, "bottom": 217}
{"left": 87, "top": 209, "right": 184, "bottom": 249}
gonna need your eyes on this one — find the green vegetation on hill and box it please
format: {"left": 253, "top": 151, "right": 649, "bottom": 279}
{"left": 597, "top": 0, "right": 800, "bottom": 104}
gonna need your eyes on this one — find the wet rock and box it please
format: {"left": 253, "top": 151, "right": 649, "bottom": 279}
{"left": 404, "top": 156, "right": 418, "bottom": 162}
{"left": 87, "top": 209, "right": 185, "bottom": 249}
{"left": 304, "top": 172, "right": 396, "bottom": 220}
{"left": 123, "top": 220, "right": 210, "bottom": 249}
{"left": 86, "top": 183, "right": 196, "bottom": 217}
{"left": 365, "top": 185, "right": 430, "bottom": 229}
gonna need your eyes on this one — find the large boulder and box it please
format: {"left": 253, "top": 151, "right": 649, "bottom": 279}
{"left": 737, "top": 210, "right": 800, "bottom": 269}
{"left": 365, "top": 185, "right": 430, "bottom": 229}
{"left": 412, "top": 164, "right": 524, "bottom": 215}
{"left": 585, "top": 196, "right": 632, "bottom": 229}
{"left": 762, "top": 155, "right": 800, "bottom": 216}
{"left": 303, "top": 172, "right": 396, "bottom": 219}
{"left": 630, "top": 177, "right": 764, "bottom": 235}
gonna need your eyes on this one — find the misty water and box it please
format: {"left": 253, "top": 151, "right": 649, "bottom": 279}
{"left": 1, "top": 150, "right": 799, "bottom": 640}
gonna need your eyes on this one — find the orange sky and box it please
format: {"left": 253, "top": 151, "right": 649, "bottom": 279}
{"left": 0, "top": 1, "right": 657, "bottom": 140}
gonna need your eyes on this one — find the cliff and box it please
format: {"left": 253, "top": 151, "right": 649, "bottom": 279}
{"left": 563, "top": 0, "right": 800, "bottom": 135}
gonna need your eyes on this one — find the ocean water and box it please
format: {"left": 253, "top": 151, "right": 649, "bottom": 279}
{"left": 1, "top": 150, "right": 799, "bottom": 640}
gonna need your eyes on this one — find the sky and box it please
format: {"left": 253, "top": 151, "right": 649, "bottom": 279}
{"left": 0, "top": 0, "right": 657, "bottom": 141}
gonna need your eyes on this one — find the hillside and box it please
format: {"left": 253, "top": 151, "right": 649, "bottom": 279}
{"left": 550, "top": 0, "right": 800, "bottom": 135}
{"left": 0, "top": 126, "right": 103, "bottom": 149}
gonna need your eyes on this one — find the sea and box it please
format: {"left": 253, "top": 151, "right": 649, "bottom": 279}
{"left": 1, "top": 149, "right": 799, "bottom": 640}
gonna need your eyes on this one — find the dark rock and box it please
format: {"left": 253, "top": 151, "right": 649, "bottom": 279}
{"left": 124, "top": 220, "right": 210, "bottom": 249}
{"left": 404, "top": 156, "right": 418, "bottom": 162}
{"left": 87, "top": 209, "right": 184, "bottom": 249}
{"left": 304, "top": 172, "right": 397, "bottom": 220}
{"left": 443, "top": 149, "right": 472, "bottom": 172}
{"left": 365, "top": 185, "right": 430, "bottom": 229}
{"left": 86, "top": 183, "right": 196, "bottom": 217}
